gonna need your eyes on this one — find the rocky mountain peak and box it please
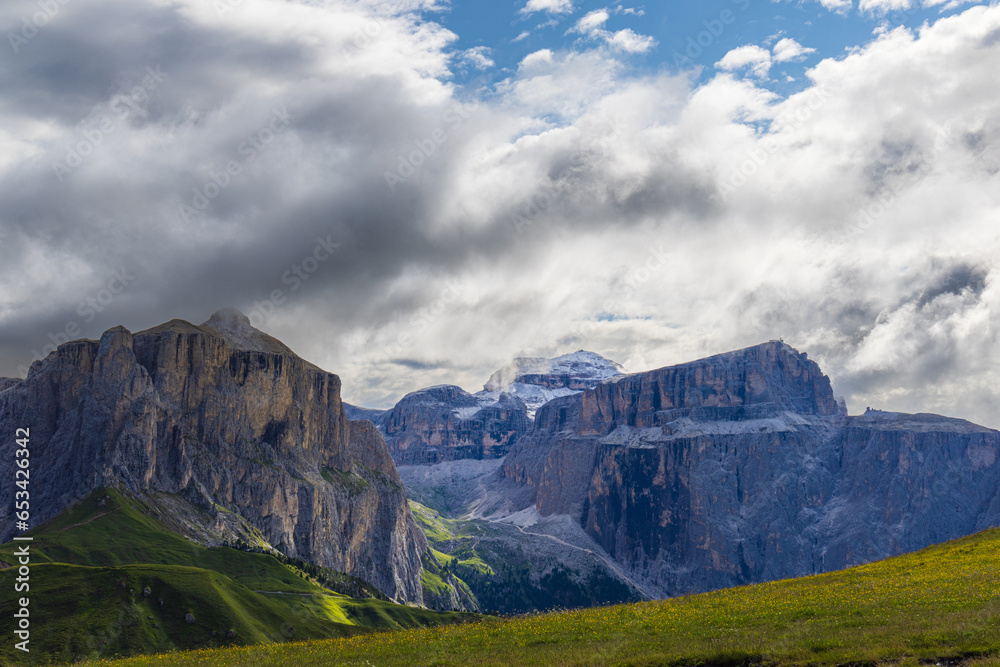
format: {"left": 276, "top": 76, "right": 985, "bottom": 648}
{"left": 569, "top": 340, "right": 843, "bottom": 435}
{"left": 204, "top": 306, "right": 253, "bottom": 330}
{"left": 478, "top": 350, "right": 626, "bottom": 419}
{"left": 483, "top": 350, "right": 626, "bottom": 392}
{"left": 0, "top": 313, "right": 425, "bottom": 603}
{"left": 198, "top": 308, "right": 304, "bottom": 360}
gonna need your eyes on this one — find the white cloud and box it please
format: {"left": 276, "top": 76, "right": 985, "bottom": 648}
{"left": 859, "top": 0, "right": 912, "bottom": 11}
{"left": 569, "top": 8, "right": 656, "bottom": 53}
{"left": 520, "top": 48, "right": 554, "bottom": 68}
{"left": 520, "top": 0, "right": 574, "bottom": 16}
{"left": 817, "top": 0, "right": 854, "bottom": 12}
{"left": 716, "top": 45, "right": 773, "bottom": 77}
{"left": 606, "top": 28, "right": 657, "bottom": 53}
{"left": 513, "top": 30, "right": 531, "bottom": 42}
{"left": 460, "top": 46, "right": 494, "bottom": 70}
{"left": 571, "top": 9, "right": 610, "bottom": 33}
{"left": 772, "top": 37, "right": 817, "bottom": 62}
{"left": 924, "top": 0, "right": 978, "bottom": 10}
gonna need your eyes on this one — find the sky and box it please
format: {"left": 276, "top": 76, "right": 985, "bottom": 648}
{"left": 1, "top": 0, "right": 999, "bottom": 427}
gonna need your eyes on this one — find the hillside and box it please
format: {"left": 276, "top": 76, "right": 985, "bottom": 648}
{"left": 0, "top": 489, "right": 477, "bottom": 665}
{"left": 61, "top": 524, "right": 1000, "bottom": 667}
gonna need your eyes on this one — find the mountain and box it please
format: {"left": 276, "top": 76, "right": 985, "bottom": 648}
{"left": 484, "top": 340, "right": 1000, "bottom": 597}
{"left": 365, "top": 350, "right": 625, "bottom": 466}
{"left": 340, "top": 350, "right": 634, "bottom": 613}
{"left": 379, "top": 386, "right": 530, "bottom": 465}
{"left": 479, "top": 350, "right": 627, "bottom": 418}
{"left": 0, "top": 309, "right": 425, "bottom": 603}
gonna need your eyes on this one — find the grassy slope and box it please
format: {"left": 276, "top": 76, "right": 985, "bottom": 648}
{"left": 0, "top": 490, "right": 476, "bottom": 665}
{"left": 0, "top": 489, "right": 317, "bottom": 592}
{"left": 69, "top": 526, "right": 1000, "bottom": 667}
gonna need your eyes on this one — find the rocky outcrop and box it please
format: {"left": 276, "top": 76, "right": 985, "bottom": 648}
{"left": 373, "top": 351, "right": 625, "bottom": 465}
{"left": 0, "top": 309, "right": 424, "bottom": 603}
{"left": 480, "top": 350, "right": 626, "bottom": 417}
{"left": 381, "top": 386, "right": 529, "bottom": 465}
{"left": 491, "top": 341, "right": 1000, "bottom": 597}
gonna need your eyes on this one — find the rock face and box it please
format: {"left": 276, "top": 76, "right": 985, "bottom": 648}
{"left": 375, "top": 351, "right": 625, "bottom": 465}
{"left": 480, "top": 350, "right": 626, "bottom": 418}
{"left": 381, "top": 386, "right": 529, "bottom": 465}
{"left": 0, "top": 309, "right": 425, "bottom": 603}
{"left": 492, "top": 341, "right": 1000, "bottom": 597}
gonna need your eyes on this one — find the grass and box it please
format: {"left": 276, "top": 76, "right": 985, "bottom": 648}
{"left": 0, "top": 489, "right": 478, "bottom": 665}
{"left": 62, "top": 526, "right": 1000, "bottom": 667}
{"left": 0, "top": 489, "right": 316, "bottom": 593}
{"left": 408, "top": 501, "right": 458, "bottom": 543}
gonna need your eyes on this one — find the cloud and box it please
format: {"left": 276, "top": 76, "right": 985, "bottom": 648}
{"left": 717, "top": 38, "right": 815, "bottom": 78}
{"left": 459, "top": 46, "right": 495, "bottom": 70}
{"left": 571, "top": 9, "right": 611, "bottom": 33}
{"left": 604, "top": 28, "right": 657, "bottom": 53}
{"left": 520, "top": 49, "right": 555, "bottom": 68}
{"left": 520, "top": 0, "right": 574, "bottom": 16}
{"left": 816, "top": 0, "right": 854, "bottom": 12}
{"left": 859, "top": 0, "right": 912, "bottom": 11}
{"left": 772, "top": 37, "right": 817, "bottom": 62}
{"left": 924, "top": 0, "right": 978, "bottom": 10}
{"left": 2, "top": 0, "right": 1000, "bottom": 434}
{"left": 716, "top": 45, "right": 773, "bottom": 77}
{"left": 569, "top": 8, "right": 656, "bottom": 53}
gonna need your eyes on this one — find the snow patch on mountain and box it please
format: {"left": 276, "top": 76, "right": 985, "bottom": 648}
{"left": 478, "top": 350, "right": 626, "bottom": 418}
{"left": 484, "top": 350, "right": 626, "bottom": 391}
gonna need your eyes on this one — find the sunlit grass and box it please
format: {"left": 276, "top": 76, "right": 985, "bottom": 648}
{"left": 65, "top": 527, "right": 1000, "bottom": 667}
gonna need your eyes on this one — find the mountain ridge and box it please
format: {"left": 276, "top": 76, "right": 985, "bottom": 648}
{"left": 481, "top": 339, "right": 1000, "bottom": 598}
{"left": 0, "top": 309, "right": 425, "bottom": 603}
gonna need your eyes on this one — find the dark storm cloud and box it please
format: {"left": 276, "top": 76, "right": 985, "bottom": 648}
{"left": 915, "top": 262, "right": 988, "bottom": 307}
{"left": 0, "top": 0, "right": 707, "bottom": 380}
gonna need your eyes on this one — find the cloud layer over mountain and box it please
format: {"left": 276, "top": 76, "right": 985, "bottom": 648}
{"left": 1, "top": 0, "right": 999, "bottom": 425}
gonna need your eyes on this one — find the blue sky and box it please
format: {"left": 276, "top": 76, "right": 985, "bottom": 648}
{"left": 439, "top": 0, "right": 989, "bottom": 95}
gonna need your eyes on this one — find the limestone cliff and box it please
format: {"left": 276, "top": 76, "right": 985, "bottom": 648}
{"left": 492, "top": 341, "right": 1000, "bottom": 597}
{"left": 374, "top": 351, "right": 624, "bottom": 465}
{"left": 0, "top": 309, "right": 424, "bottom": 603}
{"left": 380, "top": 386, "right": 529, "bottom": 465}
